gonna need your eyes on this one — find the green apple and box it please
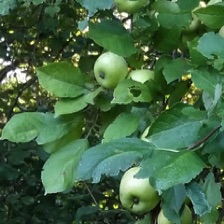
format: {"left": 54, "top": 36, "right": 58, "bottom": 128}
{"left": 93, "top": 52, "right": 128, "bottom": 89}
{"left": 114, "top": 0, "right": 149, "bottom": 14}
{"left": 119, "top": 167, "right": 160, "bottom": 215}
{"left": 157, "top": 205, "right": 192, "bottom": 224}
{"left": 218, "top": 25, "right": 224, "bottom": 38}
{"left": 128, "top": 69, "right": 155, "bottom": 83}
{"left": 183, "top": 1, "right": 206, "bottom": 34}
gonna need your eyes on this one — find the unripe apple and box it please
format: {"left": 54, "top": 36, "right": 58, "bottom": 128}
{"left": 93, "top": 52, "right": 128, "bottom": 89}
{"left": 183, "top": 1, "right": 206, "bottom": 34}
{"left": 119, "top": 167, "right": 160, "bottom": 215}
{"left": 128, "top": 69, "right": 155, "bottom": 83}
{"left": 157, "top": 205, "right": 192, "bottom": 224}
{"left": 114, "top": 0, "right": 149, "bottom": 14}
{"left": 218, "top": 25, "right": 224, "bottom": 38}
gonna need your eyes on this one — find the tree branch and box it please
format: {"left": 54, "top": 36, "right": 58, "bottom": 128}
{"left": 187, "top": 125, "right": 221, "bottom": 150}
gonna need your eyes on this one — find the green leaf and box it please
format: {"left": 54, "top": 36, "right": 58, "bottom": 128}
{"left": 154, "top": 27, "right": 181, "bottom": 52}
{"left": 103, "top": 112, "right": 140, "bottom": 142}
{"left": 188, "top": 37, "right": 207, "bottom": 66}
{"left": 36, "top": 62, "right": 87, "bottom": 98}
{"left": 0, "top": 0, "right": 16, "bottom": 15}
{"left": 167, "top": 81, "right": 190, "bottom": 107}
{"left": 152, "top": 0, "right": 180, "bottom": 14}
{"left": 146, "top": 104, "right": 213, "bottom": 149}
{"left": 76, "top": 138, "right": 154, "bottom": 183}
{"left": 0, "top": 164, "right": 20, "bottom": 181}
{"left": 76, "top": 206, "right": 99, "bottom": 223}
{"left": 202, "top": 84, "right": 222, "bottom": 113}
{"left": 55, "top": 87, "right": 104, "bottom": 115}
{"left": 76, "top": 0, "right": 113, "bottom": 15}
{"left": 197, "top": 32, "right": 224, "bottom": 59}
{"left": 112, "top": 79, "right": 152, "bottom": 105}
{"left": 194, "top": 3, "right": 224, "bottom": 29}
{"left": 200, "top": 208, "right": 219, "bottom": 224}
{"left": 163, "top": 58, "right": 191, "bottom": 84}
{"left": 138, "top": 150, "right": 205, "bottom": 192}
{"left": 41, "top": 139, "right": 88, "bottom": 194}
{"left": 152, "top": 0, "right": 191, "bottom": 29}
{"left": 55, "top": 97, "right": 88, "bottom": 115}
{"left": 202, "top": 131, "right": 224, "bottom": 154}
{"left": 45, "top": 4, "right": 60, "bottom": 17}
{"left": 191, "top": 67, "right": 221, "bottom": 97}
{"left": 1, "top": 112, "right": 49, "bottom": 143}
{"left": 42, "top": 116, "right": 84, "bottom": 154}
{"left": 1, "top": 112, "right": 83, "bottom": 145}
{"left": 8, "top": 149, "right": 30, "bottom": 165}
{"left": 186, "top": 181, "right": 211, "bottom": 216}
{"left": 160, "top": 185, "right": 186, "bottom": 223}
{"left": 176, "top": 0, "right": 200, "bottom": 11}
{"left": 88, "top": 20, "right": 137, "bottom": 57}
{"left": 202, "top": 172, "right": 222, "bottom": 208}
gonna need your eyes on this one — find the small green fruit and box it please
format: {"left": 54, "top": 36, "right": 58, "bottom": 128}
{"left": 114, "top": 0, "right": 149, "bottom": 14}
{"left": 93, "top": 52, "right": 128, "bottom": 89}
{"left": 119, "top": 167, "right": 160, "bottom": 215}
{"left": 129, "top": 69, "right": 155, "bottom": 83}
{"left": 218, "top": 25, "right": 224, "bottom": 38}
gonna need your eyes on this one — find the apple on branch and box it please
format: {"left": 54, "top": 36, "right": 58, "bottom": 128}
{"left": 119, "top": 166, "right": 160, "bottom": 215}
{"left": 93, "top": 51, "right": 128, "bottom": 89}
{"left": 114, "top": 0, "right": 149, "bottom": 14}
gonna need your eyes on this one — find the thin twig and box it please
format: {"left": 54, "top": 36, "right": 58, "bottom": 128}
{"left": 6, "top": 77, "right": 37, "bottom": 119}
{"left": 187, "top": 125, "right": 221, "bottom": 150}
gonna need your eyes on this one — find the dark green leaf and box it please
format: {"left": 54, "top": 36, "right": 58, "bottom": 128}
{"left": 167, "top": 81, "right": 190, "bottom": 107}
{"left": 0, "top": 0, "right": 16, "bottom": 15}
{"left": 202, "top": 84, "right": 222, "bottom": 113}
{"left": 76, "top": 206, "right": 99, "bottom": 222}
{"left": 194, "top": 3, "right": 224, "bottom": 29}
{"left": 138, "top": 150, "right": 205, "bottom": 192}
{"left": 188, "top": 37, "right": 207, "bottom": 66}
{"left": 202, "top": 131, "right": 224, "bottom": 154}
{"left": 202, "top": 172, "right": 222, "bottom": 208}
{"left": 112, "top": 79, "right": 152, "bottom": 104}
{"left": 163, "top": 58, "right": 191, "bottom": 84}
{"left": 200, "top": 208, "right": 219, "bottom": 224}
{"left": 103, "top": 112, "right": 140, "bottom": 142}
{"left": 1, "top": 112, "right": 83, "bottom": 145}
{"left": 154, "top": 27, "right": 181, "bottom": 52}
{"left": 77, "top": 0, "right": 113, "bottom": 15}
{"left": 146, "top": 104, "right": 212, "bottom": 149}
{"left": 186, "top": 181, "right": 211, "bottom": 216}
{"left": 41, "top": 139, "right": 88, "bottom": 194}
{"left": 191, "top": 67, "right": 221, "bottom": 97}
{"left": 88, "top": 20, "right": 137, "bottom": 57}
{"left": 161, "top": 185, "right": 186, "bottom": 223}
{"left": 197, "top": 32, "right": 224, "bottom": 59}
{"left": 37, "top": 62, "right": 87, "bottom": 98}
{"left": 55, "top": 97, "right": 88, "bottom": 115}
{"left": 152, "top": 0, "right": 191, "bottom": 29}
{"left": 76, "top": 138, "right": 154, "bottom": 183}
{"left": 0, "top": 164, "right": 20, "bottom": 181}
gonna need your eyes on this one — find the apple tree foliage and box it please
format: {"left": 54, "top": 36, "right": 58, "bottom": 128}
{"left": 1, "top": 0, "right": 224, "bottom": 223}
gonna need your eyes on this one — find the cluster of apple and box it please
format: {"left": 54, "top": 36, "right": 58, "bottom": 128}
{"left": 119, "top": 167, "right": 192, "bottom": 224}
{"left": 94, "top": 51, "right": 154, "bottom": 89}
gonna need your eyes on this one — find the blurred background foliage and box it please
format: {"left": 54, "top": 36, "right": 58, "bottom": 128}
{"left": 0, "top": 1, "right": 128, "bottom": 223}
